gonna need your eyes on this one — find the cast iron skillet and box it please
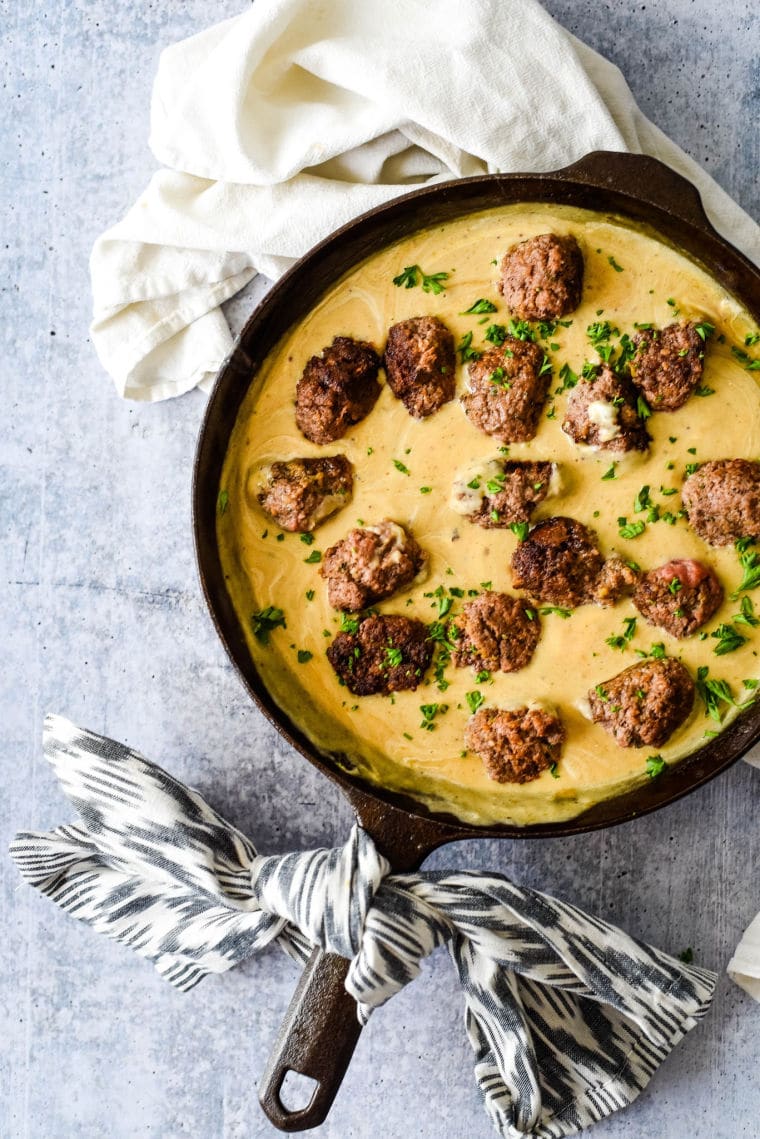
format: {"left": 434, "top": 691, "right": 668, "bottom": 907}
{"left": 193, "top": 152, "right": 760, "bottom": 1131}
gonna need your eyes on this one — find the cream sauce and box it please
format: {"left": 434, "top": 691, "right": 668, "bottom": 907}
{"left": 217, "top": 203, "right": 760, "bottom": 826}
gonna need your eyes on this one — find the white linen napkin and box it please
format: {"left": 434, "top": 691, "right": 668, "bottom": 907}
{"left": 89, "top": 0, "right": 760, "bottom": 995}
{"left": 89, "top": 0, "right": 760, "bottom": 402}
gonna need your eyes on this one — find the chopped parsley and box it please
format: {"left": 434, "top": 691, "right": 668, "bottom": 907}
{"left": 549, "top": 762, "right": 560, "bottom": 779}
{"left": 636, "top": 394, "right": 652, "bottom": 420}
{"left": 731, "top": 547, "right": 760, "bottom": 599}
{"left": 461, "top": 298, "right": 498, "bottom": 314}
{"left": 305, "top": 589, "right": 315, "bottom": 601}
{"left": 618, "top": 519, "right": 646, "bottom": 540}
{"left": 695, "top": 666, "right": 736, "bottom": 722}
{"left": 484, "top": 323, "right": 508, "bottom": 346}
{"left": 711, "top": 623, "right": 747, "bottom": 656}
{"left": 419, "top": 702, "right": 449, "bottom": 730}
{"left": 509, "top": 521, "right": 529, "bottom": 542}
{"left": 384, "top": 645, "right": 404, "bottom": 668}
{"left": 607, "top": 255, "right": 624, "bottom": 272}
{"left": 250, "top": 606, "right": 286, "bottom": 644}
{"left": 466, "top": 690, "right": 485, "bottom": 713}
{"left": 392, "top": 459, "right": 410, "bottom": 475}
{"left": 605, "top": 616, "right": 637, "bottom": 651}
{"left": 694, "top": 385, "right": 715, "bottom": 397}
{"left": 304, "top": 550, "right": 322, "bottom": 563}
{"left": 556, "top": 362, "right": 579, "bottom": 392}
{"left": 601, "top": 463, "right": 617, "bottom": 481}
{"left": 694, "top": 320, "right": 715, "bottom": 342}
{"left": 456, "top": 331, "right": 482, "bottom": 363}
{"left": 646, "top": 754, "right": 667, "bottom": 779}
{"left": 300, "top": 532, "right": 315, "bottom": 545}
{"left": 508, "top": 318, "right": 537, "bottom": 342}
{"left": 539, "top": 606, "right": 572, "bottom": 619}
{"left": 217, "top": 489, "right": 229, "bottom": 515}
{"left": 392, "top": 264, "right": 449, "bottom": 294}
{"left": 297, "top": 650, "right": 313, "bottom": 664}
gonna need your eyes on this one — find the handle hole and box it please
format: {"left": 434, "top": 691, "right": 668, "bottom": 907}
{"left": 280, "top": 1070, "right": 320, "bottom": 1113}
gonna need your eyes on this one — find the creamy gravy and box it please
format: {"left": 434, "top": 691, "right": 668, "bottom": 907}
{"left": 217, "top": 204, "right": 760, "bottom": 826}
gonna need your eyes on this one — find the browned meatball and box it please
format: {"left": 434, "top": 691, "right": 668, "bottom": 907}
{"left": 682, "top": 459, "right": 760, "bottom": 546}
{"left": 631, "top": 321, "right": 705, "bottom": 411}
{"left": 450, "top": 591, "right": 541, "bottom": 673}
{"left": 383, "top": 316, "right": 456, "bottom": 418}
{"left": 634, "top": 559, "right": 724, "bottom": 637}
{"left": 254, "top": 456, "right": 353, "bottom": 532}
{"left": 562, "top": 365, "right": 650, "bottom": 453}
{"left": 465, "top": 705, "right": 565, "bottom": 783}
{"left": 510, "top": 516, "right": 604, "bottom": 608}
{"left": 320, "top": 520, "right": 426, "bottom": 611}
{"left": 326, "top": 614, "right": 432, "bottom": 696}
{"left": 451, "top": 459, "right": 557, "bottom": 529}
{"left": 462, "top": 338, "right": 549, "bottom": 442}
{"left": 588, "top": 658, "right": 695, "bottom": 748}
{"left": 498, "top": 233, "right": 584, "bottom": 321}
{"left": 592, "top": 557, "right": 641, "bottom": 607}
{"left": 295, "top": 336, "right": 381, "bottom": 444}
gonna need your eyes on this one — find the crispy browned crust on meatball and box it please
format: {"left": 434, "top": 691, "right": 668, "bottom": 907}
{"left": 681, "top": 459, "right": 760, "bottom": 546}
{"left": 588, "top": 658, "right": 695, "bottom": 748}
{"left": 326, "top": 614, "right": 432, "bottom": 696}
{"left": 510, "top": 516, "right": 605, "bottom": 608}
{"left": 450, "top": 591, "right": 541, "bottom": 673}
{"left": 320, "top": 520, "right": 426, "bottom": 611}
{"left": 465, "top": 705, "right": 565, "bottom": 783}
{"left": 633, "top": 559, "right": 724, "bottom": 637}
{"left": 455, "top": 460, "right": 556, "bottom": 528}
{"left": 498, "top": 233, "right": 584, "bottom": 321}
{"left": 592, "top": 557, "right": 641, "bottom": 608}
{"left": 631, "top": 321, "right": 705, "bottom": 411}
{"left": 256, "top": 456, "right": 353, "bottom": 532}
{"left": 383, "top": 316, "right": 456, "bottom": 418}
{"left": 462, "top": 338, "right": 549, "bottom": 442}
{"left": 562, "top": 365, "right": 650, "bottom": 453}
{"left": 295, "top": 336, "right": 381, "bottom": 444}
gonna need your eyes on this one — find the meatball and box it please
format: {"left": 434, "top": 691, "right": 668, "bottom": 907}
{"left": 383, "top": 316, "right": 456, "bottom": 418}
{"left": 588, "top": 658, "right": 695, "bottom": 748}
{"left": 633, "top": 559, "right": 724, "bottom": 637}
{"left": 510, "top": 516, "right": 604, "bottom": 608}
{"left": 592, "top": 557, "right": 640, "bottom": 607}
{"left": 465, "top": 705, "right": 565, "bottom": 783}
{"left": 326, "top": 614, "right": 432, "bottom": 696}
{"left": 295, "top": 336, "right": 381, "bottom": 444}
{"left": 498, "top": 233, "right": 584, "bottom": 321}
{"left": 631, "top": 321, "right": 705, "bottom": 411}
{"left": 681, "top": 459, "right": 760, "bottom": 546}
{"left": 462, "top": 338, "right": 549, "bottom": 442}
{"left": 450, "top": 459, "right": 558, "bottom": 528}
{"left": 450, "top": 591, "right": 541, "bottom": 673}
{"left": 320, "top": 520, "right": 426, "bottom": 611}
{"left": 254, "top": 456, "right": 353, "bottom": 532}
{"left": 562, "top": 365, "right": 650, "bottom": 453}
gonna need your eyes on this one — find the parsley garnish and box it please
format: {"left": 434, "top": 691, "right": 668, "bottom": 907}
{"left": 508, "top": 318, "right": 536, "bottom": 342}
{"left": 392, "top": 459, "right": 410, "bottom": 475}
{"left": 392, "top": 264, "right": 449, "bottom": 294}
{"left": 297, "top": 650, "right": 313, "bottom": 664}
{"left": 539, "top": 606, "right": 572, "bottom": 619}
{"left": 556, "top": 362, "right": 579, "bottom": 392}
{"left": 466, "top": 690, "right": 485, "bottom": 713}
{"left": 636, "top": 394, "right": 652, "bottom": 420}
{"left": 304, "top": 550, "right": 322, "bottom": 563}
{"left": 608, "top": 255, "right": 624, "bottom": 272}
{"left": 509, "top": 521, "right": 529, "bottom": 542}
{"left": 251, "top": 606, "right": 286, "bottom": 644}
{"left": 694, "top": 320, "right": 715, "bottom": 342}
{"left": 217, "top": 489, "right": 229, "bottom": 515}
{"left": 731, "top": 548, "right": 760, "bottom": 599}
{"left": 711, "top": 623, "right": 747, "bottom": 656}
{"left": 300, "top": 532, "right": 315, "bottom": 545}
{"left": 618, "top": 519, "right": 646, "bottom": 540}
{"left": 646, "top": 754, "right": 667, "bottom": 779}
{"left": 484, "top": 323, "right": 508, "bottom": 346}
{"left": 605, "top": 616, "right": 637, "bottom": 651}
{"left": 462, "top": 298, "right": 497, "bottom": 314}
{"left": 601, "top": 463, "right": 617, "bottom": 481}
{"left": 456, "top": 331, "right": 482, "bottom": 363}
{"left": 419, "top": 703, "right": 448, "bottom": 730}
{"left": 384, "top": 645, "right": 403, "bottom": 667}
{"left": 695, "top": 666, "right": 735, "bottom": 722}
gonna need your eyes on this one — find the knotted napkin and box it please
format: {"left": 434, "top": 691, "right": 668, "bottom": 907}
{"left": 11, "top": 716, "right": 717, "bottom": 1139}
{"left": 89, "top": 0, "right": 760, "bottom": 402}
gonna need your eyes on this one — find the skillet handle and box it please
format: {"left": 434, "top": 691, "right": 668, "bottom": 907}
{"left": 553, "top": 150, "right": 711, "bottom": 230}
{"left": 258, "top": 795, "right": 468, "bottom": 1131}
{"left": 258, "top": 948, "right": 361, "bottom": 1131}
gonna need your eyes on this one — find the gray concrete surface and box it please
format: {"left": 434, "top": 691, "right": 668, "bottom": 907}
{"left": 2, "top": 2, "right": 759, "bottom": 1137}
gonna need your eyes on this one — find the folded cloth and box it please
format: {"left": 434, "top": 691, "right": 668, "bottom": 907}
{"left": 90, "top": 0, "right": 760, "bottom": 401}
{"left": 11, "top": 716, "right": 717, "bottom": 1139}
{"left": 728, "top": 914, "right": 760, "bottom": 1000}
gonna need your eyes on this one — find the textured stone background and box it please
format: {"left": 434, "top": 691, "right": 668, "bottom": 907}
{"left": 2, "top": 2, "right": 759, "bottom": 1137}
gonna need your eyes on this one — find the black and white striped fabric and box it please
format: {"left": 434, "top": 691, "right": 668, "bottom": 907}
{"left": 11, "top": 716, "right": 716, "bottom": 1139}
